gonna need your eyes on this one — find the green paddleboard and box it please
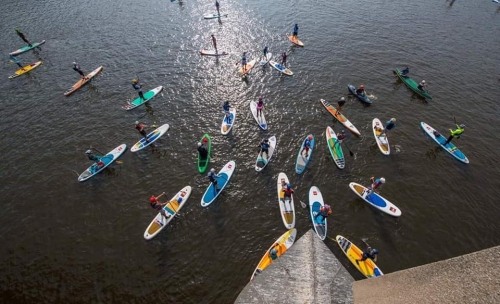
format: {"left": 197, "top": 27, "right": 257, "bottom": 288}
{"left": 197, "top": 134, "right": 212, "bottom": 174}
{"left": 123, "top": 86, "right": 163, "bottom": 110}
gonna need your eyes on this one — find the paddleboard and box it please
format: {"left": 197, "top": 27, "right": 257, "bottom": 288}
{"left": 269, "top": 60, "right": 293, "bottom": 76}
{"left": 336, "top": 235, "right": 384, "bottom": 278}
{"left": 203, "top": 13, "right": 228, "bottom": 19}
{"left": 309, "top": 186, "right": 327, "bottom": 240}
{"left": 201, "top": 161, "right": 236, "bottom": 207}
{"left": 295, "top": 134, "right": 315, "bottom": 174}
{"left": 143, "top": 186, "right": 192, "bottom": 240}
{"left": 372, "top": 119, "right": 390, "bottom": 155}
{"left": 130, "top": 124, "right": 169, "bottom": 152}
{"left": 320, "top": 99, "right": 361, "bottom": 136}
{"left": 122, "top": 86, "right": 163, "bottom": 110}
{"left": 250, "top": 228, "right": 297, "bottom": 281}
{"left": 494, "top": 0, "right": 499, "bottom": 3}
{"left": 221, "top": 109, "right": 236, "bottom": 135}
{"left": 197, "top": 134, "right": 212, "bottom": 174}
{"left": 255, "top": 136, "right": 277, "bottom": 172}
{"left": 349, "top": 182, "right": 402, "bottom": 217}
{"left": 348, "top": 84, "right": 372, "bottom": 104}
{"left": 259, "top": 52, "right": 272, "bottom": 65}
{"left": 250, "top": 101, "right": 267, "bottom": 130}
{"left": 9, "top": 40, "right": 46, "bottom": 56}
{"left": 420, "top": 122, "right": 469, "bottom": 164}
{"left": 200, "top": 49, "right": 228, "bottom": 56}
{"left": 78, "top": 144, "right": 126, "bottom": 182}
{"left": 8, "top": 61, "right": 42, "bottom": 79}
{"left": 64, "top": 66, "right": 103, "bottom": 96}
{"left": 287, "top": 35, "right": 304, "bottom": 47}
{"left": 277, "top": 173, "right": 295, "bottom": 229}
{"left": 326, "top": 126, "right": 345, "bottom": 169}
{"left": 238, "top": 59, "right": 257, "bottom": 75}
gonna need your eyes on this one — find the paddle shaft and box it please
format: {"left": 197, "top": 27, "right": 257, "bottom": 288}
{"left": 342, "top": 142, "right": 355, "bottom": 157}
{"left": 90, "top": 147, "right": 105, "bottom": 155}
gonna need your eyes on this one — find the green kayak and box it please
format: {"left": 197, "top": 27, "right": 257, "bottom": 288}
{"left": 394, "top": 68, "right": 432, "bottom": 100}
{"left": 197, "top": 134, "right": 211, "bottom": 173}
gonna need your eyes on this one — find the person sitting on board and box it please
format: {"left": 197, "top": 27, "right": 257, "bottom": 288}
{"left": 336, "top": 130, "right": 347, "bottom": 144}
{"left": 366, "top": 176, "right": 385, "bottom": 196}
{"left": 263, "top": 46, "right": 268, "bottom": 60}
{"left": 132, "top": 79, "right": 145, "bottom": 101}
{"left": 256, "top": 97, "right": 264, "bottom": 117}
{"left": 292, "top": 23, "right": 299, "bottom": 38}
{"left": 259, "top": 138, "right": 270, "bottom": 159}
{"left": 73, "top": 62, "right": 88, "bottom": 80}
{"left": 211, "top": 34, "right": 217, "bottom": 53}
{"left": 15, "top": 28, "right": 32, "bottom": 47}
{"left": 269, "top": 243, "right": 279, "bottom": 260}
{"left": 400, "top": 66, "right": 409, "bottom": 77}
{"left": 197, "top": 142, "right": 208, "bottom": 160}
{"left": 207, "top": 168, "right": 221, "bottom": 192}
{"left": 385, "top": 118, "right": 396, "bottom": 133}
{"left": 9, "top": 55, "right": 24, "bottom": 70}
{"left": 315, "top": 204, "right": 332, "bottom": 220}
{"left": 355, "top": 84, "right": 366, "bottom": 96}
{"left": 283, "top": 183, "right": 294, "bottom": 201}
{"left": 85, "top": 149, "right": 101, "bottom": 163}
{"left": 215, "top": 0, "right": 220, "bottom": 15}
{"left": 241, "top": 52, "right": 248, "bottom": 71}
{"left": 135, "top": 121, "right": 150, "bottom": 143}
{"left": 444, "top": 124, "right": 465, "bottom": 145}
{"left": 149, "top": 194, "right": 171, "bottom": 220}
{"left": 281, "top": 52, "right": 287, "bottom": 67}
{"left": 222, "top": 101, "right": 231, "bottom": 123}
{"left": 417, "top": 80, "right": 427, "bottom": 92}
{"left": 301, "top": 135, "right": 313, "bottom": 158}
{"left": 356, "top": 247, "right": 378, "bottom": 265}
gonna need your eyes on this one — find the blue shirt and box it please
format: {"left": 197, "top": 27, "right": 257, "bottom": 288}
{"left": 222, "top": 103, "right": 230, "bottom": 111}
{"left": 293, "top": 25, "right": 299, "bottom": 33}
{"left": 385, "top": 121, "right": 395, "bottom": 130}
{"left": 304, "top": 139, "right": 311, "bottom": 148}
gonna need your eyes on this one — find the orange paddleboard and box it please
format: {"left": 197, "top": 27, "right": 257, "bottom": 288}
{"left": 287, "top": 35, "right": 304, "bottom": 47}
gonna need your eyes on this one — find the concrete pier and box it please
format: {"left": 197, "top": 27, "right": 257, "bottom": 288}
{"left": 235, "top": 229, "right": 354, "bottom": 304}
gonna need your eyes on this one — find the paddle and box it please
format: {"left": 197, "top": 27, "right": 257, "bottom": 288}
{"left": 156, "top": 192, "right": 166, "bottom": 200}
{"left": 361, "top": 238, "right": 371, "bottom": 248}
{"left": 453, "top": 116, "right": 457, "bottom": 125}
{"left": 90, "top": 146, "right": 104, "bottom": 155}
{"left": 342, "top": 142, "right": 355, "bottom": 157}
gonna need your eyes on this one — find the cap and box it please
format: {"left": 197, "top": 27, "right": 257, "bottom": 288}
{"left": 135, "top": 121, "right": 139, "bottom": 125}
{"left": 391, "top": 118, "right": 396, "bottom": 122}
{"left": 197, "top": 142, "right": 202, "bottom": 147}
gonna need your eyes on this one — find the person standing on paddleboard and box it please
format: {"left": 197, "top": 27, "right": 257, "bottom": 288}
{"left": 366, "top": 177, "right": 385, "bottom": 196}
{"left": 135, "top": 121, "right": 150, "bottom": 143}
{"left": 85, "top": 149, "right": 104, "bottom": 171}
{"left": 256, "top": 97, "right": 264, "bottom": 117}
{"left": 73, "top": 62, "right": 88, "bottom": 80}
{"left": 281, "top": 52, "right": 287, "bottom": 67}
{"left": 132, "top": 79, "right": 145, "bottom": 101}
{"left": 222, "top": 101, "right": 231, "bottom": 123}
{"left": 241, "top": 52, "right": 248, "bottom": 71}
{"left": 215, "top": 0, "right": 220, "bottom": 15}
{"left": 207, "top": 168, "right": 221, "bottom": 192}
{"left": 15, "top": 28, "right": 32, "bottom": 47}
{"left": 211, "top": 34, "right": 217, "bottom": 53}
{"left": 149, "top": 194, "right": 171, "bottom": 221}
{"left": 197, "top": 142, "right": 208, "bottom": 160}
{"left": 301, "top": 135, "right": 313, "bottom": 158}
{"left": 263, "top": 46, "right": 268, "bottom": 60}
{"left": 292, "top": 24, "right": 299, "bottom": 38}
{"left": 356, "top": 247, "right": 378, "bottom": 265}
{"left": 259, "top": 138, "right": 270, "bottom": 159}
{"left": 9, "top": 55, "right": 24, "bottom": 69}
{"left": 444, "top": 124, "right": 465, "bottom": 145}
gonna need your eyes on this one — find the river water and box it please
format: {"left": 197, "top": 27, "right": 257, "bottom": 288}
{"left": 1, "top": 0, "right": 500, "bottom": 302}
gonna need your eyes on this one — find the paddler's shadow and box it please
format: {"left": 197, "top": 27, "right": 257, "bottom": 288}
{"left": 424, "top": 146, "right": 443, "bottom": 160}
{"left": 410, "top": 94, "right": 428, "bottom": 104}
{"left": 217, "top": 17, "right": 223, "bottom": 25}
{"left": 145, "top": 103, "right": 155, "bottom": 116}
{"left": 102, "top": 167, "right": 119, "bottom": 178}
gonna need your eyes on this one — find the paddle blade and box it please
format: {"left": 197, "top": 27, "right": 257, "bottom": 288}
{"left": 349, "top": 151, "right": 354, "bottom": 157}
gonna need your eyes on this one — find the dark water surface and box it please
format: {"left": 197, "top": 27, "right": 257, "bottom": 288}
{"left": 1, "top": 0, "right": 500, "bottom": 302}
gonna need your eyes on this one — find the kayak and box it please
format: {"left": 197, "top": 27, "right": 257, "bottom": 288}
{"left": 269, "top": 60, "right": 293, "bottom": 76}
{"left": 122, "top": 86, "right": 163, "bottom": 110}
{"left": 221, "top": 109, "right": 236, "bottom": 135}
{"left": 259, "top": 52, "right": 272, "bottom": 65}
{"left": 349, "top": 182, "right": 402, "bottom": 217}
{"left": 277, "top": 172, "right": 295, "bottom": 229}
{"left": 238, "top": 59, "right": 257, "bottom": 75}
{"left": 78, "top": 144, "right": 126, "bottom": 182}
{"left": 9, "top": 40, "right": 46, "bottom": 56}
{"left": 250, "top": 101, "right": 267, "bottom": 130}
{"left": 143, "top": 186, "right": 192, "bottom": 240}
{"left": 200, "top": 50, "right": 228, "bottom": 56}
{"left": 348, "top": 84, "right": 372, "bottom": 104}
{"left": 309, "top": 186, "right": 327, "bottom": 240}
{"left": 372, "top": 119, "right": 390, "bottom": 155}
{"left": 255, "top": 136, "right": 277, "bottom": 172}
{"left": 197, "top": 134, "right": 212, "bottom": 174}
{"left": 203, "top": 13, "right": 228, "bottom": 19}
{"left": 295, "top": 134, "right": 315, "bottom": 174}
{"left": 320, "top": 99, "right": 361, "bottom": 136}
{"left": 325, "top": 126, "right": 345, "bottom": 169}
{"left": 394, "top": 68, "right": 432, "bottom": 100}
{"left": 64, "top": 66, "right": 103, "bottom": 96}
{"left": 201, "top": 161, "right": 236, "bottom": 207}
{"left": 250, "top": 228, "right": 297, "bottom": 281}
{"left": 336, "top": 235, "right": 383, "bottom": 278}
{"left": 130, "top": 124, "right": 169, "bottom": 152}
{"left": 8, "top": 61, "right": 42, "bottom": 79}
{"left": 287, "top": 35, "right": 304, "bottom": 47}
{"left": 420, "top": 122, "right": 469, "bottom": 164}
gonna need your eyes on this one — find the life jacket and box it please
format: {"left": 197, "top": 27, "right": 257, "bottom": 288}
{"left": 304, "top": 139, "right": 311, "bottom": 148}
{"left": 135, "top": 123, "right": 145, "bottom": 132}
{"left": 283, "top": 188, "right": 293, "bottom": 196}
{"left": 261, "top": 142, "right": 270, "bottom": 150}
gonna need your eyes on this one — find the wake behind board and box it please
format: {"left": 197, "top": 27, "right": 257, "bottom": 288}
{"left": 277, "top": 173, "right": 295, "bottom": 229}
{"left": 130, "top": 124, "right": 169, "bottom": 152}
{"left": 78, "top": 144, "right": 126, "bottom": 182}
{"left": 8, "top": 61, "right": 42, "bottom": 79}
{"left": 372, "top": 118, "right": 390, "bottom": 155}
{"left": 203, "top": 13, "right": 228, "bottom": 19}
{"left": 250, "top": 101, "right": 267, "bottom": 130}
{"left": 10, "top": 40, "right": 46, "bottom": 56}
{"left": 320, "top": 99, "right": 361, "bottom": 136}
{"left": 420, "top": 122, "right": 469, "bottom": 164}
{"left": 255, "top": 136, "right": 276, "bottom": 172}
{"left": 64, "top": 66, "right": 103, "bottom": 96}
{"left": 143, "top": 186, "right": 192, "bottom": 240}
{"left": 287, "top": 35, "right": 304, "bottom": 47}
{"left": 269, "top": 60, "right": 293, "bottom": 76}
{"left": 349, "top": 182, "right": 402, "bottom": 217}
{"left": 221, "top": 109, "right": 236, "bottom": 135}
{"left": 295, "top": 134, "right": 315, "bottom": 174}
{"left": 201, "top": 161, "right": 236, "bottom": 207}
{"left": 326, "top": 126, "right": 345, "bottom": 169}
{"left": 123, "top": 86, "right": 163, "bottom": 110}
{"left": 197, "top": 134, "right": 212, "bottom": 174}
{"left": 336, "top": 235, "right": 383, "bottom": 278}
{"left": 200, "top": 50, "right": 228, "bottom": 56}
{"left": 309, "top": 186, "right": 327, "bottom": 240}
{"left": 238, "top": 59, "right": 257, "bottom": 75}
{"left": 259, "top": 52, "right": 272, "bottom": 65}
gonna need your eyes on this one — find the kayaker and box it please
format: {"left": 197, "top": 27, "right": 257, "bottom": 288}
{"left": 197, "top": 142, "right": 208, "bottom": 159}
{"left": 9, "top": 55, "right": 24, "bottom": 69}
{"left": 211, "top": 34, "right": 217, "bottom": 53}
{"left": 301, "top": 135, "right": 313, "bottom": 158}
{"left": 444, "top": 124, "right": 465, "bottom": 145}
{"left": 215, "top": 0, "right": 220, "bottom": 15}
{"left": 315, "top": 204, "right": 332, "bottom": 220}
{"left": 207, "top": 168, "right": 221, "bottom": 192}
{"left": 149, "top": 194, "right": 171, "bottom": 220}
{"left": 417, "top": 80, "right": 427, "bottom": 92}
{"left": 73, "top": 62, "right": 87, "bottom": 80}
{"left": 281, "top": 52, "right": 287, "bottom": 66}
{"left": 283, "top": 183, "right": 294, "bottom": 201}
{"left": 135, "top": 121, "right": 150, "bottom": 142}
{"left": 269, "top": 243, "right": 279, "bottom": 260}
{"left": 367, "top": 176, "right": 385, "bottom": 194}
{"left": 355, "top": 85, "right": 366, "bottom": 96}
{"left": 132, "top": 79, "right": 145, "bottom": 101}
{"left": 400, "top": 66, "right": 409, "bottom": 77}
{"left": 15, "top": 28, "right": 32, "bottom": 47}
{"left": 259, "top": 138, "right": 270, "bottom": 159}
{"left": 256, "top": 97, "right": 264, "bottom": 117}
{"left": 241, "top": 52, "right": 248, "bottom": 71}
{"left": 385, "top": 118, "right": 396, "bottom": 132}
{"left": 292, "top": 24, "right": 299, "bottom": 37}
{"left": 222, "top": 101, "right": 231, "bottom": 123}
{"left": 336, "top": 130, "right": 347, "bottom": 142}
{"left": 356, "top": 247, "right": 378, "bottom": 264}
{"left": 263, "top": 46, "right": 268, "bottom": 60}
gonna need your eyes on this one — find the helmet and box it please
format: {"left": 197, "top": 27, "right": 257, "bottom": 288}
{"left": 150, "top": 196, "right": 156, "bottom": 203}
{"left": 210, "top": 168, "right": 215, "bottom": 173}
{"left": 308, "top": 135, "right": 313, "bottom": 140}
{"left": 135, "top": 121, "right": 139, "bottom": 125}
{"left": 372, "top": 249, "right": 379, "bottom": 254}
{"left": 202, "top": 138, "right": 208, "bottom": 143}
{"left": 286, "top": 183, "right": 291, "bottom": 189}
{"left": 380, "top": 177, "right": 386, "bottom": 183}
{"left": 85, "top": 150, "right": 92, "bottom": 155}
{"left": 360, "top": 85, "right": 365, "bottom": 89}
{"left": 391, "top": 118, "right": 396, "bottom": 122}
{"left": 421, "top": 80, "right": 426, "bottom": 84}
{"left": 132, "top": 79, "right": 138, "bottom": 83}
{"left": 460, "top": 124, "right": 466, "bottom": 128}
{"left": 340, "top": 97, "right": 345, "bottom": 101}
{"left": 341, "top": 130, "right": 345, "bottom": 134}
{"left": 197, "top": 142, "right": 202, "bottom": 147}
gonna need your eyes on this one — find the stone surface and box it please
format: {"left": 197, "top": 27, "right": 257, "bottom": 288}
{"left": 235, "top": 229, "right": 354, "bottom": 304}
{"left": 353, "top": 245, "right": 500, "bottom": 304}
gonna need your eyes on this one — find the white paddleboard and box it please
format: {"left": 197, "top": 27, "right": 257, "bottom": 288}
{"left": 78, "top": 144, "right": 126, "bottom": 182}
{"left": 221, "top": 109, "right": 236, "bottom": 135}
{"left": 269, "top": 60, "right": 293, "bottom": 76}
{"left": 250, "top": 101, "right": 267, "bottom": 130}
{"left": 255, "top": 136, "right": 277, "bottom": 172}
{"left": 372, "top": 118, "right": 390, "bottom": 155}
{"left": 201, "top": 161, "right": 236, "bottom": 207}
{"left": 259, "top": 52, "right": 272, "bottom": 65}
{"left": 203, "top": 13, "right": 228, "bottom": 19}
{"left": 130, "top": 124, "right": 169, "bottom": 152}
{"left": 277, "top": 173, "right": 295, "bottom": 229}
{"left": 325, "top": 126, "right": 345, "bottom": 169}
{"left": 200, "top": 49, "right": 228, "bottom": 56}
{"left": 143, "top": 186, "right": 192, "bottom": 240}
{"left": 349, "top": 182, "right": 402, "bottom": 217}
{"left": 309, "top": 186, "right": 327, "bottom": 240}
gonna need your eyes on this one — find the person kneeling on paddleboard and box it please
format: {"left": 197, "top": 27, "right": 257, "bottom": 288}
{"left": 222, "top": 101, "right": 231, "bottom": 123}
{"left": 366, "top": 177, "right": 385, "bottom": 196}
{"left": 85, "top": 150, "right": 104, "bottom": 171}
{"left": 282, "top": 183, "right": 294, "bottom": 201}
{"left": 207, "top": 168, "right": 221, "bottom": 192}
{"left": 315, "top": 204, "right": 332, "bottom": 220}
{"left": 73, "top": 62, "right": 88, "bottom": 80}
{"left": 336, "top": 130, "right": 347, "bottom": 143}
{"left": 132, "top": 79, "right": 145, "bottom": 101}
{"left": 259, "top": 138, "right": 270, "bottom": 159}
{"left": 301, "top": 135, "right": 313, "bottom": 158}
{"left": 149, "top": 194, "right": 171, "bottom": 220}
{"left": 269, "top": 243, "right": 279, "bottom": 260}
{"left": 355, "top": 85, "right": 366, "bottom": 96}
{"left": 135, "top": 121, "right": 150, "bottom": 143}
{"left": 356, "top": 247, "right": 378, "bottom": 264}
{"left": 444, "top": 124, "right": 465, "bottom": 145}
{"left": 257, "top": 97, "right": 264, "bottom": 117}
{"left": 197, "top": 142, "right": 208, "bottom": 160}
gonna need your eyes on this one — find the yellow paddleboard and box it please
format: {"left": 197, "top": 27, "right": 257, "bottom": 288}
{"left": 336, "top": 235, "right": 383, "bottom": 278}
{"left": 9, "top": 61, "right": 43, "bottom": 79}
